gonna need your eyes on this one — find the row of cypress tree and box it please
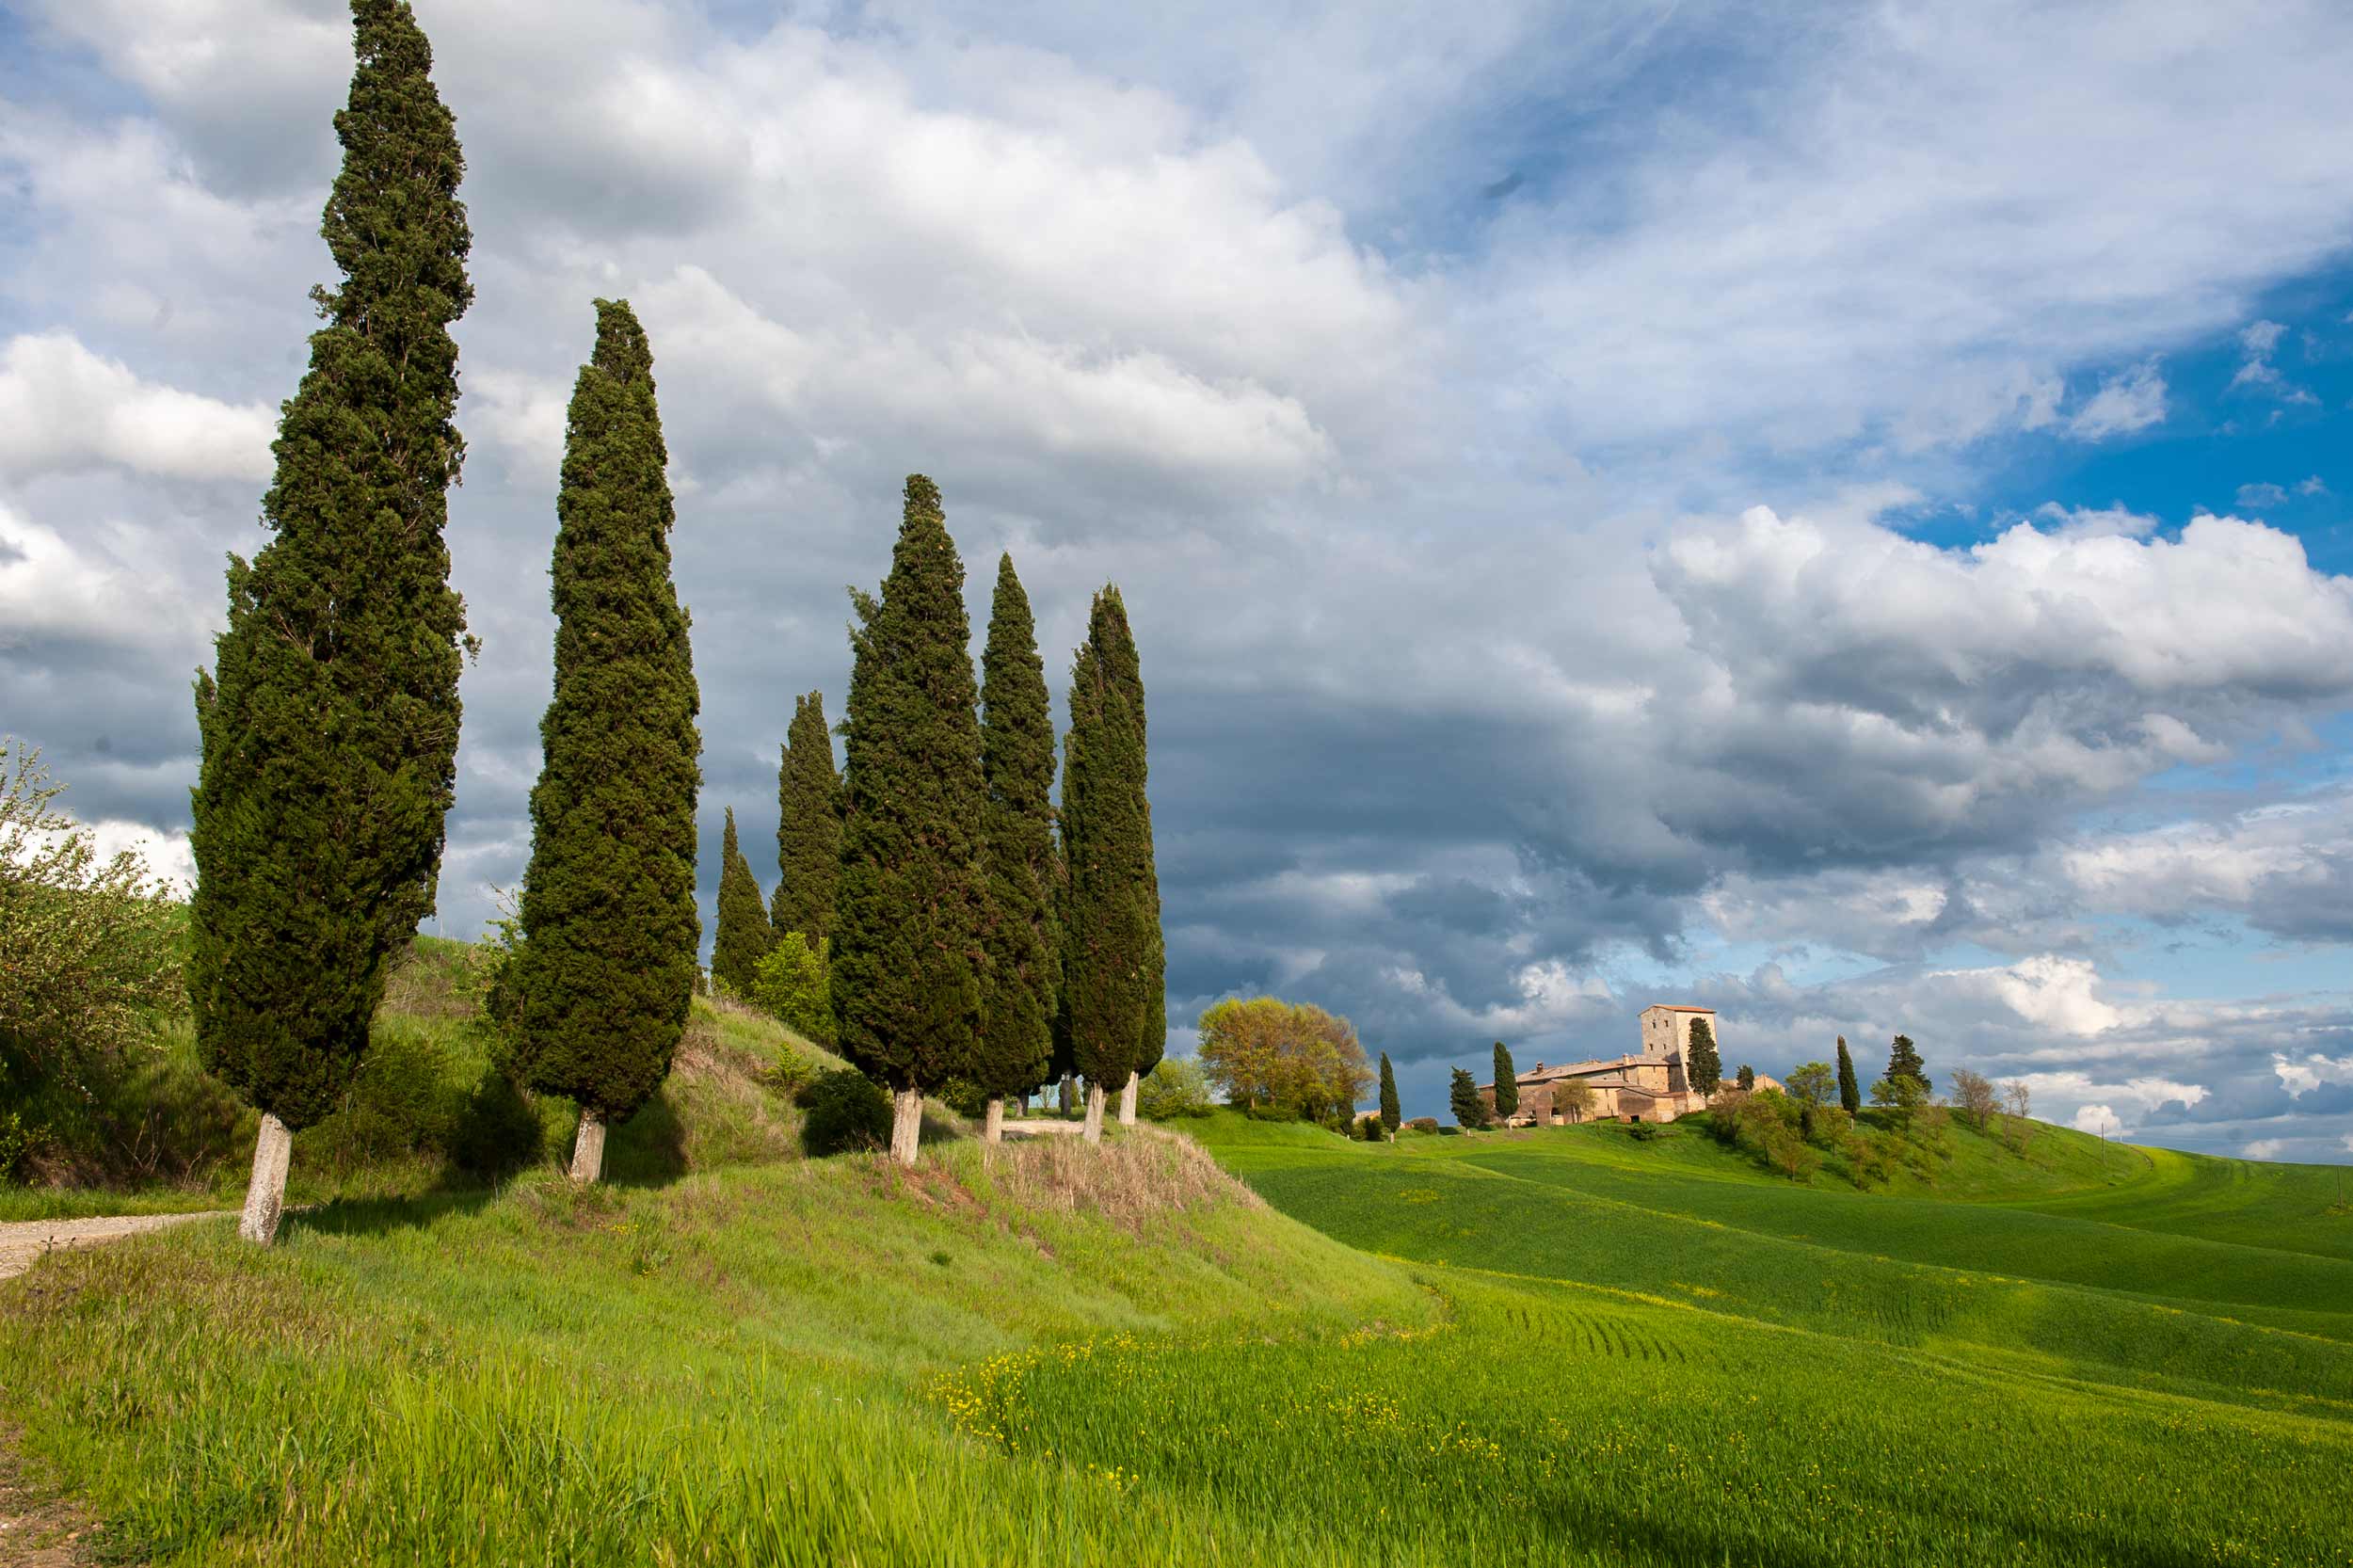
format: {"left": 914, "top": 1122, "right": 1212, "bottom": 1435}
{"left": 187, "top": 1, "right": 1165, "bottom": 1241}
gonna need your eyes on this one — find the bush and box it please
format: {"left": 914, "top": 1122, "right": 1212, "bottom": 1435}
{"left": 801, "top": 1068, "right": 890, "bottom": 1157}
{"left": 1357, "top": 1114, "right": 1385, "bottom": 1141}
{"left": 760, "top": 1048, "right": 819, "bottom": 1105}
{"left": 448, "top": 1064, "right": 546, "bottom": 1176}
{"left": 1627, "top": 1122, "right": 1658, "bottom": 1142}
{"left": 751, "top": 934, "right": 835, "bottom": 1047}
{"left": 937, "top": 1077, "right": 990, "bottom": 1119}
{"left": 1138, "top": 1058, "right": 1213, "bottom": 1119}
{"left": 307, "top": 1026, "right": 459, "bottom": 1175}
{"left": 1404, "top": 1117, "right": 1438, "bottom": 1134}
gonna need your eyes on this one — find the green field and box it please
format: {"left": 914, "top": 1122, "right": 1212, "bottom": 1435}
{"left": 6, "top": 978, "right": 2351, "bottom": 1564}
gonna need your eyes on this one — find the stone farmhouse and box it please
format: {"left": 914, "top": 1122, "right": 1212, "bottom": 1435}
{"left": 1480, "top": 1005, "right": 1766, "bottom": 1126}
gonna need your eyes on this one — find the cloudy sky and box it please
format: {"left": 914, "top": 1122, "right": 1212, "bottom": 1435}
{"left": 5, "top": 0, "right": 2352, "bottom": 1158}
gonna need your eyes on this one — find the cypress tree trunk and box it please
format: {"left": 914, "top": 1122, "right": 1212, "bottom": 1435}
{"left": 1059, "top": 1075, "right": 1076, "bottom": 1115}
{"left": 973, "top": 555, "right": 1060, "bottom": 1111}
{"left": 188, "top": 0, "right": 472, "bottom": 1242}
{"left": 833, "top": 476, "right": 989, "bottom": 1165}
{"left": 890, "top": 1087, "right": 924, "bottom": 1164}
{"left": 773, "top": 692, "right": 842, "bottom": 947}
{"left": 1118, "top": 1070, "right": 1140, "bottom": 1126}
{"left": 1084, "top": 1080, "right": 1108, "bottom": 1143}
{"left": 984, "top": 1096, "right": 1005, "bottom": 1144}
{"left": 713, "top": 805, "right": 773, "bottom": 997}
{"left": 506, "top": 300, "right": 701, "bottom": 1178}
{"left": 568, "top": 1109, "right": 607, "bottom": 1183}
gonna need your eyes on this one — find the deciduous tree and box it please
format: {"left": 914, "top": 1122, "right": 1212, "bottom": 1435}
{"left": 189, "top": 0, "right": 473, "bottom": 1243}
{"left": 1557, "top": 1078, "right": 1597, "bottom": 1123}
{"left": 1950, "top": 1067, "right": 1998, "bottom": 1132}
{"left": 1786, "top": 1061, "right": 1834, "bottom": 1109}
{"left": 507, "top": 299, "right": 702, "bottom": 1184}
{"left": 832, "top": 475, "right": 990, "bottom": 1164}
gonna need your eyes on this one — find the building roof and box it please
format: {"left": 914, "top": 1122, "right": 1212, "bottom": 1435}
{"left": 1646, "top": 1004, "right": 1716, "bottom": 1014}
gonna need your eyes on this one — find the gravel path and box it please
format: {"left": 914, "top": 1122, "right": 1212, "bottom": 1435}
{"left": 0, "top": 1211, "right": 231, "bottom": 1283}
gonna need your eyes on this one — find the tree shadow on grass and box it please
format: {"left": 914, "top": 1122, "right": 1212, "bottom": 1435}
{"left": 602, "top": 1089, "right": 689, "bottom": 1189}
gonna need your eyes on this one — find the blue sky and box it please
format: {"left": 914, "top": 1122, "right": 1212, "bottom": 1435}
{"left": 3, "top": 0, "right": 2351, "bottom": 1159}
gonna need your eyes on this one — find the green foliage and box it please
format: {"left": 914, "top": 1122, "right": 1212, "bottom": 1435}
{"left": 1686, "top": 1016, "right": 1721, "bottom": 1098}
{"left": 1491, "top": 1042, "right": 1517, "bottom": 1118}
{"left": 1061, "top": 587, "right": 1161, "bottom": 1093}
{"left": 832, "top": 476, "right": 988, "bottom": 1096}
{"left": 800, "top": 1065, "right": 892, "bottom": 1156}
{"left": 1870, "top": 1072, "right": 1928, "bottom": 1128}
{"left": 187, "top": 0, "right": 472, "bottom": 1132}
{"left": 1786, "top": 1061, "right": 1834, "bottom": 1109}
{"left": 1835, "top": 1036, "right": 1862, "bottom": 1115}
{"left": 1194, "top": 998, "right": 1372, "bottom": 1121}
{"left": 0, "top": 742, "right": 183, "bottom": 1095}
{"left": 1449, "top": 1066, "right": 1488, "bottom": 1129}
{"left": 712, "top": 807, "right": 772, "bottom": 998}
{"left": 772, "top": 691, "right": 842, "bottom": 947}
{"left": 1138, "top": 1057, "right": 1214, "bottom": 1120}
{"left": 1736, "top": 1063, "right": 1755, "bottom": 1092}
{"left": 1356, "top": 1114, "right": 1385, "bottom": 1142}
{"left": 974, "top": 554, "right": 1059, "bottom": 1098}
{"left": 1404, "top": 1116, "right": 1438, "bottom": 1134}
{"left": 506, "top": 300, "right": 701, "bottom": 1127}
{"left": 1886, "top": 1033, "right": 1930, "bottom": 1094}
{"left": 751, "top": 933, "right": 835, "bottom": 1046}
{"left": 1377, "top": 1052, "right": 1401, "bottom": 1134}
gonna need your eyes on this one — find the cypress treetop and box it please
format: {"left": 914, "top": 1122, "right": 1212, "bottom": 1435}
{"left": 1492, "top": 1041, "right": 1518, "bottom": 1118}
{"left": 189, "top": 0, "right": 472, "bottom": 1133}
{"left": 712, "top": 806, "right": 772, "bottom": 997}
{"left": 972, "top": 554, "right": 1059, "bottom": 1100}
{"left": 508, "top": 298, "right": 702, "bottom": 1131}
{"left": 831, "top": 475, "right": 989, "bottom": 1099}
{"left": 773, "top": 691, "right": 842, "bottom": 947}
{"left": 1378, "top": 1052, "right": 1401, "bottom": 1134}
{"left": 1835, "top": 1036, "right": 1862, "bottom": 1115}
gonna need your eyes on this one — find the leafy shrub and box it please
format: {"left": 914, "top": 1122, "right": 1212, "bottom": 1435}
{"left": 1627, "top": 1122, "right": 1659, "bottom": 1142}
{"left": 760, "top": 1048, "right": 819, "bottom": 1105}
{"left": 1138, "top": 1057, "right": 1214, "bottom": 1119}
{"left": 0, "top": 1107, "right": 30, "bottom": 1185}
{"left": 802, "top": 1068, "right": 890, "bottom": 1157}
{"left": 1357, "top": 1114, "right": 1385, "bottom": 1141}
{"left": 938, "top": 1076, "right": 991, "bottom": 1119}
{"left": 448, "top": 1064, "right": 546, "bottom": 1176}
{"left": 1404, "top": 1117, "right": 1438, "bottom": 1134}
{"left": 751, "top": 934, "right": 835, "bottom": 1047}
{"left": 308, "top": 1026, "right": 458, "bottom": 1174}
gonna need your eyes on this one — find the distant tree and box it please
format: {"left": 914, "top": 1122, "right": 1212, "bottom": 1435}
{"left": 187, "top": 0, "right": 473, "bottom": 1244}
{"left": 1137, "top": 1057, "right": 1213, "bottom": 1119}
{"left": 2000, "top": 1080, "right": 2034, "bottom": 1151}
{"left": 1886, "top": 1033, "right": 1930, "bottom": 1094}
{"left": 751, "top": 933, "right": 833, "bottom": 1046}
{"left": 1950, "top": 1067, "right": 1998, "bottom": 1132}
{"left": 1687, "top": 1016, "right": 1722, "bottom": 1098}
{"left": 970, "top": 554, "right": 1059, "bottom": 1144}
{"left": 1737, "top": 1063, "right": 1755, "bottom": 1092}
{"left": 1869, "top": 1073, "right": 1927, "bottom": 1128}
{"left": 506, "top": 300, "right": 701, "bottom": 1186}
{"left": 772, "top": 692, "right": 842, "bottom": 948}
{"left": 712, "top": 807, "right": 772, "bottom": 998}
{"left": 1786, "top": 1061, "right": 1834, "bottom": 1109}
{"left": 1492, "top": 1042, "right": 1519, "bottom": 1120}
{"left": 1557, "top": 1078, "right": 1597, "bottom": 1123}
{"left": 832, "top": 475, "right": 989, "bottom": 1164}
{"left": 1378, "top": 1051, "right": 1401, "bottom": 1137}
{"left": 1834, "top": 1036, "right": 1862, "bottom": 1116}
{"left": 1196, "top": 997, "right": 1371, "bottom": 1121}
{"left": 1449, "top": 1067, "right": 1486, "bottom": 1129}
{"left": 1062, "top": 589, "right": 1160, "bottom": 1140}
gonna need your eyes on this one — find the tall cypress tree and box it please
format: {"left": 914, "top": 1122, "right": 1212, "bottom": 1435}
{"left": 971, "top": 555, "right": 1059, "bottom": 1142}
{"left": 712, "top": 806, "right": 772, "bottom": 997}
{"left": 1060, "top": 590, "right": 1157, "bottom": 1143}
{"left": 1378, "top": 1052, "right": 1401, "bottom": 1138}
{"left": 772, "top": 691, "right": 841, "bottom": 948}
{"left": 1688, "top": 1016, "right": 1722, "bottom": 1098}
{"left": 507, "top": 299, "right": 701, "bottom": 1183}
{"left": 1081, "top": 588, "right": 1163, "bottom": 1126}
{"left": 1835, "top": 1036, "right": 1862, "bottom": 1115}
{"left": 1886, "top": 1033, "right": 1930, "bottom": 1094}
{"left": 188, "top": 0, "right": 472, "bottom": 1246}
{"left": 832, "top": 475, "right": 989, "bottom": 1163}
{"left": 1492, "top": 1041, "right": 1518, "bottom": 1119}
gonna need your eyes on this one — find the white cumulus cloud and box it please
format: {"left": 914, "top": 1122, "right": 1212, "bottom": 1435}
{"left": 0, "top": 331, "right": 276, "bottom": 485}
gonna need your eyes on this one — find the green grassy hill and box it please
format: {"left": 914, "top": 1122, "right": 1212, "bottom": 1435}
{"left": 7, "top": 970, "right": 2351, "bottom": 1565}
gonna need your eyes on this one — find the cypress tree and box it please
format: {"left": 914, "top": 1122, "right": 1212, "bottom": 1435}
{"left": 1737, "top": 1064, "right": 1755, "bottom": 1092}
{"left": 1492, "top": 1041, "right": 1518, "bottom": 1120}
{"left": 1688, "top": 1016, "right": 1722, "bottom": 1098}
{"left": 1886, "top": 1033, "right": 1930, "bottom": 1094}
{"left": 1835, "top": 1036, "right": 1862, "bottom": 1115}
{"left": 188, "top": 0, "right": 472, "bottom": 1246}
{"left": 971, "top": 555, "right": 1059, "bottom": 1143}
{"left": 772, "top": 691, "right": 842, "bottom": 948}
{"left": 507, "top": 299, "right": 701, "bottom": 1183}
{"left": 832, "top": 475, "right": 989, "bottom": 1164}
{"left": 712, "top": 806, "right": 772, "bottom": 998}
{"left": 1378, "top": 1052, "right": 1401, "bottom": 1138}
{"left": 1060, "top": 592, "right": 1157, "bottom": 1144}
{"left": 1080, "top": 588, "right": 1163, "bottom": 1127}
{"left": 1449, "top": 1066, "right": 1489, "bottom": 1129}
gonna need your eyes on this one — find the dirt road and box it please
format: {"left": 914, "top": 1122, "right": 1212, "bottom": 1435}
{"left": 0, "top": 1211, "right": 230, "bottom": 1283}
